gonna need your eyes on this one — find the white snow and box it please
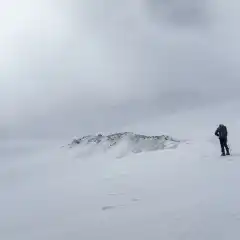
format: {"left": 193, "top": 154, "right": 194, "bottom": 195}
{"left": 1, "top": 101, "right": 240, "bottom": 240}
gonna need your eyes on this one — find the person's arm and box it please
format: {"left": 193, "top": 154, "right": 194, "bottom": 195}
{"left": 215, "top": 128, "right": 219, "bottom": 136}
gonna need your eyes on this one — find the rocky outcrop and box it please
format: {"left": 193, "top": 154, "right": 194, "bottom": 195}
{"left": 67, "top": 132, "right": 180, "bottom": 157}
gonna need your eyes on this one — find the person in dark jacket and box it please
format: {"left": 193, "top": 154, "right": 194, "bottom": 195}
{"left": 215, "top": 124, "right": 230, "bottom": 156}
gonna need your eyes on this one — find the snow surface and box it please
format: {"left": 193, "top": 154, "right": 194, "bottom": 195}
{"left": 1, "top": 101, "right": 240, "bottom": 240}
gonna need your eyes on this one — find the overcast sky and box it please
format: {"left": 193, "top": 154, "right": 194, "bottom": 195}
{"left": 1, "top": 0, "right": 240, "bottom": 139}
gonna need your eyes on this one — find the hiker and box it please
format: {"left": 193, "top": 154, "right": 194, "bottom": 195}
{"left": 215, "top": 124, "right": 230, "bottom": 156}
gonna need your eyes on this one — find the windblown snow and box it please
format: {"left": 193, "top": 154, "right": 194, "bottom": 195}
{"left": 1, "top": 102, "right": 240, "bottom": 240}
{"left": 66, "top": 132, "right": 180, "bottom": 158}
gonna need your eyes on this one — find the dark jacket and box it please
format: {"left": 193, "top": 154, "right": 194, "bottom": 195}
{"left": 215, "top": 125, "right": 228, "bottom": 139}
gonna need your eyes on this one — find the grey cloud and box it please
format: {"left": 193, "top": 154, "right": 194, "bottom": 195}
{"left": 148, "top": 0, "right": 209, "bottom": 27}
{"left": 1, "top": 0, "right": 240, "bottom": 139}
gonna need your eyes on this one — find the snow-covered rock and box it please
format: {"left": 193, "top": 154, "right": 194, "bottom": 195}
{"left": 67, "top": 132, "right": 180, "bottom": 158}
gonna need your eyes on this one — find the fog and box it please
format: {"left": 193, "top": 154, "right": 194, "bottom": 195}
{"left": 1, "top": 0, "right": 240, "bottom": 139}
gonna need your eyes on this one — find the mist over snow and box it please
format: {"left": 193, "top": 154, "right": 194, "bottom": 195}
{"left": 2, "top": 1, "right": 240, "bottom": 240}
{"left": 2, "top": 102, "right": 240, "bottom": 240}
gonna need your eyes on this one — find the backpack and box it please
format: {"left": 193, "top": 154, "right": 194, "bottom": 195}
{"left": 218, "top": 125, "right": 228, "bottom": 138}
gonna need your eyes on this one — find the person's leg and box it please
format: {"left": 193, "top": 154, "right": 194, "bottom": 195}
{"left": 224, "top": 138, "right": 230, "bottom": 155}
{"left": 220, "top": 138, "right": 225, "bottom": 155}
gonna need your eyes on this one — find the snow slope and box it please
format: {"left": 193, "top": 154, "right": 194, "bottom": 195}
{"left": 1, "top": 101, "right": 240, "bottom": 240}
